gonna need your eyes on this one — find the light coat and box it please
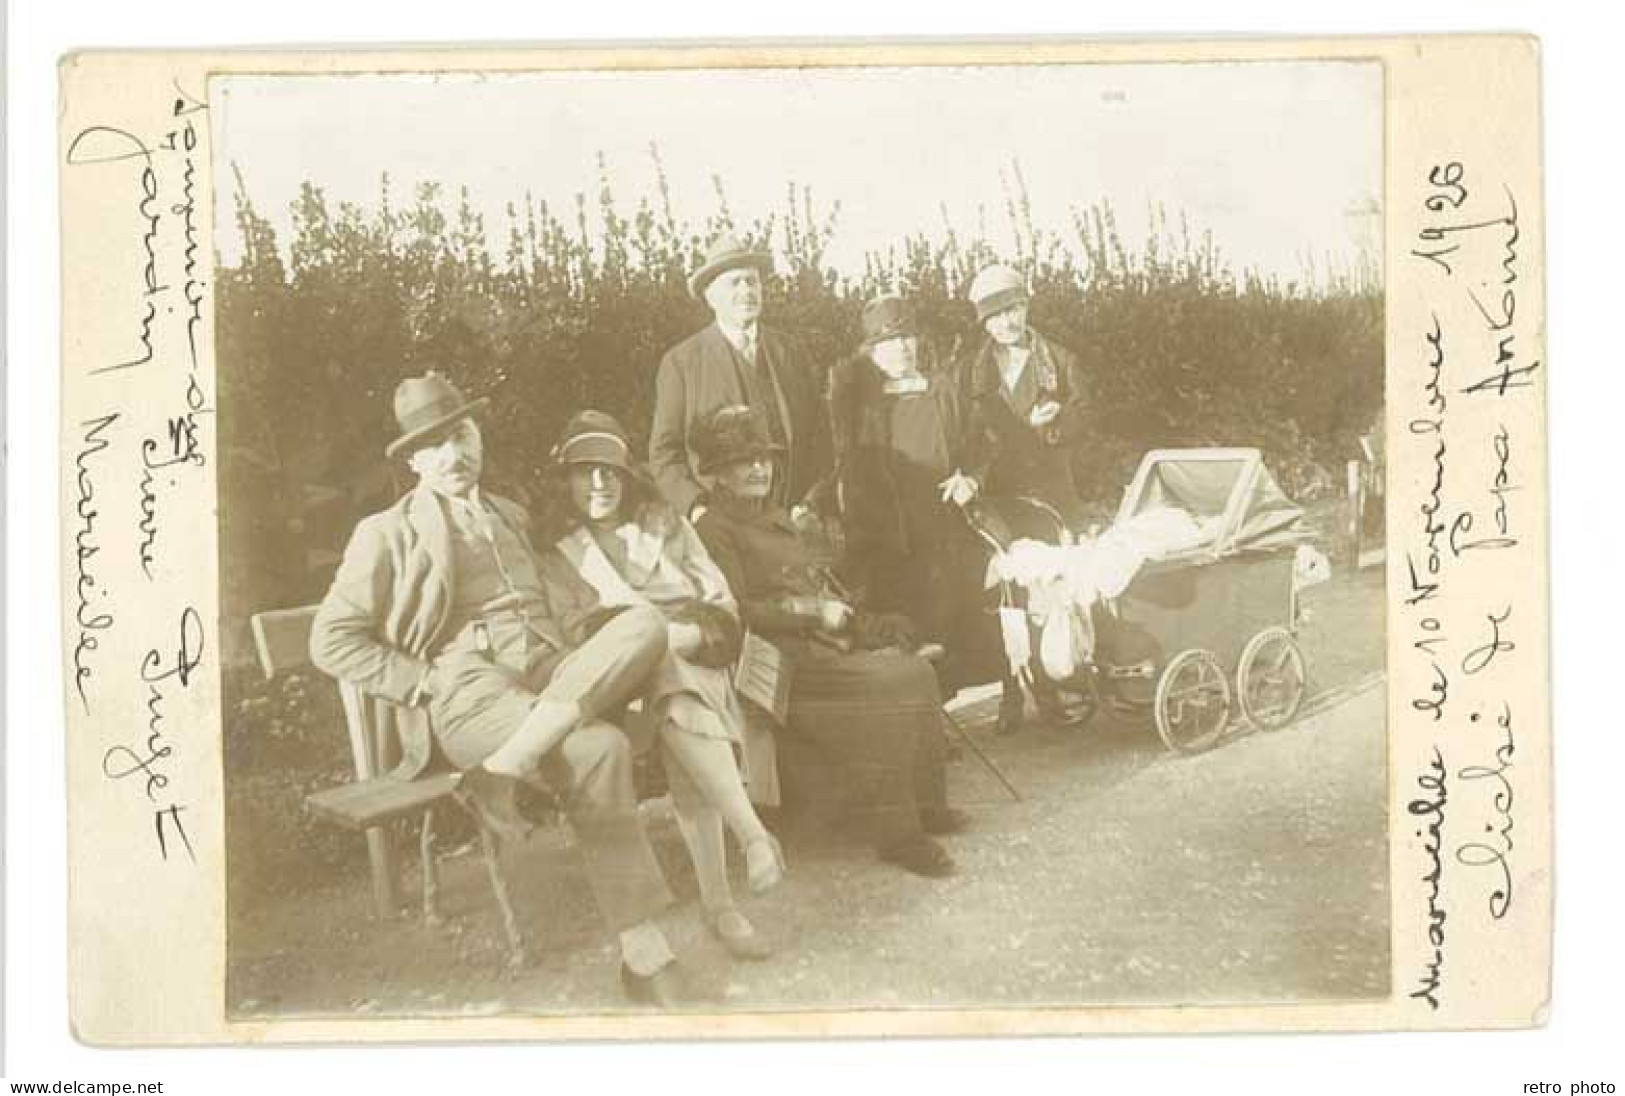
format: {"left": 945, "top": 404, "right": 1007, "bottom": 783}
{"left": 310, "top": 485, "right": 603, "bottom": 779}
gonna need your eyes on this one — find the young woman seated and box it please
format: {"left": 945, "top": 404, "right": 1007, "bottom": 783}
{"left": 541, "top": 410, "right": 785, "bottom": 961}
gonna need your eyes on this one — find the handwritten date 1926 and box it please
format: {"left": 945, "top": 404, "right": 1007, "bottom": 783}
{"left": 1409, "top": 161, "right": 1540, "bottom": 398}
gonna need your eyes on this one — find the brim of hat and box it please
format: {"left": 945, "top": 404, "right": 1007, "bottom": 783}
{"left": 698, "top": 440, "right": 786, "bottom": 475}
{"left": 688, "top": 251, "right": 774, "bottom": 299}
{"left": 557, "top": 437, "right": 636, "bottom": 470}
{"left": 974, "top": 287, "right": 1030, "bottom": 323}
{"left": 384, "top": 397, "right": 490, "bottom": 458}
{"left": 861, "top": 328, "right": 920, "bottom": 349}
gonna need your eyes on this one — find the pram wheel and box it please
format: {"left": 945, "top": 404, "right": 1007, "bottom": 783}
{"left": 1153, "top": 648, "right": 1232, "bottom": 754}
{"left": 1237, "top": 627, "right": 1307, "bottom": 730}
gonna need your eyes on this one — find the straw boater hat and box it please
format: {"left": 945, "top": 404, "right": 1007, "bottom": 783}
{"left": 967, "top": 263, "right": 1030, "bottom": 323}
{"left": 385, "top": 372, "right": 490, "bottom": 458}
{"left": 553, "top": 409, "right": 637, "bottom": 472}
{"left": 688, "top": 234, "right": 774, "bottom": 300}
{"left": 859, "top": 295, "right": 919, "bottom": 349}
{"left": 691, "top": 404, "right": 784, "bottom": 475}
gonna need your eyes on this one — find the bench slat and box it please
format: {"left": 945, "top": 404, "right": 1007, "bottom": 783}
{"left": 306, "top": 773, "right": 460, "bottom": 830}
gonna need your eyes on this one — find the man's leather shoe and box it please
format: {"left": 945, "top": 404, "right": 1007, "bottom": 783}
{"left": 621, "top": 960, "right": 698, "bottom": 1008}
{"left": 878, "top": 834, "right": 958, "bottom": 878}
{"left": 453, "top": 766, "right": 535, "bottom": 844}
{"left": 920, "top": 806, "right": 972, "bottom": 836}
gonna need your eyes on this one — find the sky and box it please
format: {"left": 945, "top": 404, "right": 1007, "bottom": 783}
{"left": 211, "top": 62, "right": 1382, "bottom": 283}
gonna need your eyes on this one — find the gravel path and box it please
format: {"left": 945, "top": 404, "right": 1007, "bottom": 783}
{"left": 229, "top": 567, "right": 1388, "bottom": 1018}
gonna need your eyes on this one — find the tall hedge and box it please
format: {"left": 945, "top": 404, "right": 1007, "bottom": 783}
{"left": 217, "top": 158, "right": 1381, "bottom": 645}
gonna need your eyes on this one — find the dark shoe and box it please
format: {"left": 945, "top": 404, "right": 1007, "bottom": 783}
{"left": 995, "top": 688, "right": 1025, "bottom": 736}
{"left": 878, "top": 834, "right": 958, "bottom": 878}
{"left": 621, "top": 960, "right": 699, "bottom": 1008}
{"left": 706, "top": 907, "right": 775, "bottom": 962}
{"left": 920, "top": 806, "right": 972, "bottom": 836}
{"left": 453, "top": 766, "right": 535, "bottom": 844}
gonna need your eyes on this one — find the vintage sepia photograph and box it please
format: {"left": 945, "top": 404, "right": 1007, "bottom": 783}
{"left": 209, "top": 60, "right": 1388, "bottom": 1019}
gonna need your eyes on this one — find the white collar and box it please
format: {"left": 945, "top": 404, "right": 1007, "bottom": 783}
{"left": 440, "top": 486, "right": 493, "bottom": 537}
{"left": 997, "top": 344, "right": 1031, "bottom": 384}
{"left": 716, "top": 320, "right": 759, "bottom": 355}
{"left": 882, "top": 374, "right": 930, "bottom": 396}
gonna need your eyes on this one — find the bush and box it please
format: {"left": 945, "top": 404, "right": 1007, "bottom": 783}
{"left": 218, "top": 153, "right": 1382, "bottom": 644}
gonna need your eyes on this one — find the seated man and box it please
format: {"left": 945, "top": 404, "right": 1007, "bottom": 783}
{"left": 310, "top": 372, "right": 691, "bottom": 1007}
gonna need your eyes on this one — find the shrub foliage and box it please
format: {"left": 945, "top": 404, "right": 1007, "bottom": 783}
{"left": 218, "top": 153, "right": 1382, "bottom": 635}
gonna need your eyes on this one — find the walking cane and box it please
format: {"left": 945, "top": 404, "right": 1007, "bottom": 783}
{"left": 941, "top": 706, "right": 1024, "bottom": 803}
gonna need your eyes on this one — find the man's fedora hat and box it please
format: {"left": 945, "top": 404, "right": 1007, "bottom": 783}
{"left": 692, "top": 404, "right": 785, "bottom": 475}
{"left": 688, "top": 234, "right": 774, "bottom": 300}
{"left": 385, "top": 372, "right": 490, "bottom": 459}
{"left": 554, "top": 409, "right": 636, "bottom": 471}
{"left": 860, "top": 295, "right": 919, "bottom": 349}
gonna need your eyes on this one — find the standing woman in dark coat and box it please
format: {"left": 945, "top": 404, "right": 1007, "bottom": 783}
{"left": 959, "top": 263, "right": 1093, "bottom": 733}
{"left": 828, "top": 296, "right": 987, "bottom": 691}
{"left": 691, "top": 405, "right": 970, "bottom": 878}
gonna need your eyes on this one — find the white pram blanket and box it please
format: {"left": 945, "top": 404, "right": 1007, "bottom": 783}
{"left": 985, "top": 507, "right": 1219, "bottom": 681}
{"left": 987, "top": 506, "right": 1219, "bottom": 606}
{"left": 984, "top": 506, "right": 1329, "bottom": 682}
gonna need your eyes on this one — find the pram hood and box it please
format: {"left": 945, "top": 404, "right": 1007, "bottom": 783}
{"left": 1117, "top": 447, "right": 1306, "bottom": 557}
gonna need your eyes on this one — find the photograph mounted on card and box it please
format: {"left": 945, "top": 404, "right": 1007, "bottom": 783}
{"left": 56, "top": 35, "right": 1548, "bottom": 1044}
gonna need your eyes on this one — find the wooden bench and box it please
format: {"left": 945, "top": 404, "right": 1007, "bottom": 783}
{"left": 250, "top": 606, "right": 525, "bottom": 965}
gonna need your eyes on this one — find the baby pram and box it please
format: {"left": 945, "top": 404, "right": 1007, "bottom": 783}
{"left": 966, "top": 448, "right": 1314, "bottom": 753}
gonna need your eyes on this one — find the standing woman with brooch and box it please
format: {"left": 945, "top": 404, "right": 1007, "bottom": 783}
{"left": 541, "top": 410, "right": 786, "bottom": 963}
{"left": 828, "top": 295, "right": 987, "bottom": 693}
{"left": 959, "top": 263, "right": 1094, "bottom": 734}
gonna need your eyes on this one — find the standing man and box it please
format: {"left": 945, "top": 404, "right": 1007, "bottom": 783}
{"left": 959, "top": 264, "right": 1094, "bottom": 733}
{"left": 650, "top": 234, "right": 830, "bottom": 519}
{"left": 311, "top": 372, "right": 694, "bottom": 1007}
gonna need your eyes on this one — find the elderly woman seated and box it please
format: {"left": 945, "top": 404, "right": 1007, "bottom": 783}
{"left": 690, "top": 404, "right": 970, "bottom": 878}
{"left": 541, "top": 410, "right": 785, "bottom": 962}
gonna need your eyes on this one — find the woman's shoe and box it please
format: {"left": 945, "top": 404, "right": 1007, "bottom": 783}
{"left": 621, "top": 959, "right": 699, "bottom": 1008}
{"left": 744, "top": 833, "right": 786, "bottom": 894}
{"left": 878, "top": 834, "right": 958, "bottom": 878}
{"left": 995, "top": 687, "right": 1025, "bottom": 736}
{"left": 705, "top": 906, "right": 775, "bottom": 962}
{"left": 920, "top": 806, "right": 972, "bottom": 836}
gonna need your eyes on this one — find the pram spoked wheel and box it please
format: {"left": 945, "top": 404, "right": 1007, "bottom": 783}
{"left": 1236, "top": 627, "right": 1307, "bottom": 730}
{"left": 1153, "top": 648, "right": 1232, "bottom": 754}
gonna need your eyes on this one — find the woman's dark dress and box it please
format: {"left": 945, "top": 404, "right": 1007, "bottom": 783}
{"left": 695, "top": 493, "right": 947, "bottom": 846}
{"left": 828, "top": 356, "right": 992, "bottom": 689}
